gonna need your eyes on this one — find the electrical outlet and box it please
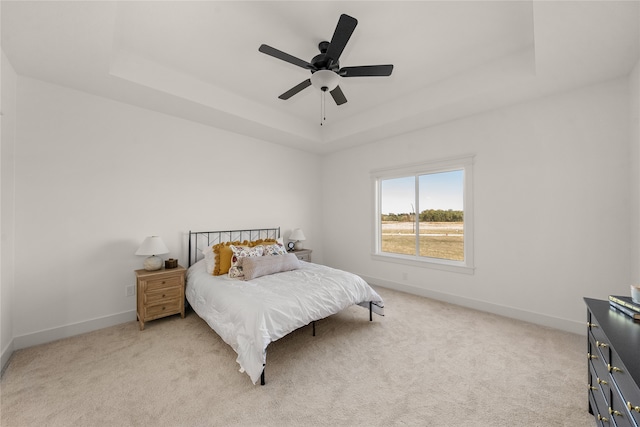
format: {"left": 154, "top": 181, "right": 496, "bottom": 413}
{"left": 125, "top": 285, "right": 135, "bottom": 297}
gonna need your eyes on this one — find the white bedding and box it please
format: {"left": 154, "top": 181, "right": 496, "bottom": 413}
{"left": 185, "top": 259, "right": 384, "bottom": 384}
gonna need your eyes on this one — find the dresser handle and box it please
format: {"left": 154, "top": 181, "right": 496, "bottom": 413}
{"left": 588, "top": 352, "right": 598, "bottom": 360}
{"left": 587, "top": 322, "right": 598, "bottom": 328}
{"left": 588, "top": 384, "right": 597, "bottom": 391}
{"left": 597, "top": 414, "right": 609, "bottom": 423}
{"left": 597, "top": 377, "right": 608, "bottom": 386}
{"left": 628, "top": 402, "right": 640, "bottom": 413}
{"left": 597, "top": 341, "right": 609, "bottom": 348}
{"left": 608, "top": 408, "right": 622, "bottom": 417}
{"left": 607, "top": 364, "right": 622, "bottom": 373}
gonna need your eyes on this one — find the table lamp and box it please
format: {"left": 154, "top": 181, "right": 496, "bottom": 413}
{"left": 135, "top": 236, "right": 169, "bottom": 271}
{"left": 289, "top": 228, "right": 306, "bottom": 250}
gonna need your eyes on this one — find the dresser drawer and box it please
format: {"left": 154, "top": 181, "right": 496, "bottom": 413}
{"left": 145, "top": 286, "right": 182, "bottom": 304}
{"left": 589, "top": 334, "right": 609, "bottom": 383}
{"left": 144, "top": 298, "right": 182, "bottom": 320}
{"left": 610, "top": 348, "right": 640, "bottom": 426}
{"left": 589, "top": 326, "right": 612, "bottom": 366}
{"left": 590, "top": 358, "right": 612, "bottom": 407}
{"left": 145, "top": 275, "right": 182, "bottom": 292}
{"left": 589, "top": 369, "right": 611, "bottom": 426}
{"left": 609, "top": 383, "right": 636, "bottom": 427}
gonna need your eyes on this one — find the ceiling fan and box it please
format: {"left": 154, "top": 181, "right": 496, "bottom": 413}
{"left": 258, "top": 14, "right": 394, "bottom": 106}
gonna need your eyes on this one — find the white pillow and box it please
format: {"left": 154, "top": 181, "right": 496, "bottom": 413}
{"left": 202, "top": 244, "right": 215, "bottom": 274}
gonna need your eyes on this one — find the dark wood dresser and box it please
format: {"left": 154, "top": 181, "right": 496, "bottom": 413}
{"left": 585, "top": 298, "right": 640, "bottom": 426}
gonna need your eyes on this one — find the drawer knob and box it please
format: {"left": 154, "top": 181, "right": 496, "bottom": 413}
{"left": 628, "top": 402, "right": 640, "bottom": 413}
{"left": 607, "top": 364, "right": 622, "bottom": 373}
{"left": 596, "top": 341, "right": 609, "bottom": 348}
{"left": 597, "top": 414, "right": 609, "bottom": 423}
{"left": 587, "top": 322, "right": 598, "bottom": 328}
{"left": 608, "top": 408, "right": 622, "bottom": 417}
{"left": 597, "top": 377, "right": 608, "bottom": 386}
{"left": 588, "top": 352, "right": 598, "bottom": 360}
{"left": 588, "top": 384, "right": 597, "bottom": 391}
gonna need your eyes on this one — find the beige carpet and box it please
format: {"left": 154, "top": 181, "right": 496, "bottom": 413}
{"left": 1, "top": 287, "right": 595, "bottom": 427}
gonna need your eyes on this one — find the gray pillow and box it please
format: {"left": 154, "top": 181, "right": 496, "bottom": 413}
{"left": 239, "top": 253, "right": 301, "bottom": 281}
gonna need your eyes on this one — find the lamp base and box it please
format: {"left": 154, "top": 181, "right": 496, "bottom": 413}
{"left": 294, "top": 241, "right": 304, "bottom": 250}
{"left": 143, "top": 255, "right": 163, "bottom": 271}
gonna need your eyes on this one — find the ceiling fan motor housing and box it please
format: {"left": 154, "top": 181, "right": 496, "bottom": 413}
{"left": 311, "top": 41, "right": 340, "bottom": 72}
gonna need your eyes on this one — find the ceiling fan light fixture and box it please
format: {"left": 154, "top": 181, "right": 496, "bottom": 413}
{"left": 310, "top": 69, "right": 339, "bottom": 91}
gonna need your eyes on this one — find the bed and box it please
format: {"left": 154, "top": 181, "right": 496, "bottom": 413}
{"left": 186, "top": 227, "right": 384, "bottom": 385}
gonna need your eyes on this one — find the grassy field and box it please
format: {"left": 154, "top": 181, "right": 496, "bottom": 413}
{"left": 381, "top": 221, "right": 464, "bottom": 261}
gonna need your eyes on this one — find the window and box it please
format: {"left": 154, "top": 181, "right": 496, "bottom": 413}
{"left": 372, "top": 155, "right": 474, "bottom": 274}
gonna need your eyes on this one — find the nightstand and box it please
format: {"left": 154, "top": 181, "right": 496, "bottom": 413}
{"left": 290, "top": 249, "right": 312, "bottom": 262}
{"left": 135, "top": 266, "right": 186, "bottom": 330}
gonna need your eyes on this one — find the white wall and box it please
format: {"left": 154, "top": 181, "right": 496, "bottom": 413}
{"left": 321, "top": 78, "right": 632, "bottom": 334}
{"left": 11, "top": 76, "right": 322, "bottom": 348}
{"left": 1, "top": 50, "right": 17, "bottom": 370}
{"left": 630, "top": 58, "right": 640, "bottom": 284}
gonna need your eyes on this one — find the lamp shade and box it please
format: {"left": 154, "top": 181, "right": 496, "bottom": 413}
{"left": 310, "top": 70, "right": 340, "bottom": 91}
{"left": 290, "top": 228, "right": 306, "bottom": 242}
{"left": 135, "top": 236, "right": 169, "bottom": 256}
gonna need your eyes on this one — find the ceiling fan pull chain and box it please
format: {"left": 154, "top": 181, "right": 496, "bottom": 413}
{"left": 320, "top": 90, "right": 323, "bottom": 126}
{"left": 323, "top": 89, "right": 327, "bottom": 124}
{"left": 320, "top": 88, "right": 326, "bottom": 126}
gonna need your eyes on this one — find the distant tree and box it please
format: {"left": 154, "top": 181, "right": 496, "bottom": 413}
{"left": 383, "top": 209, "right": 463, "bottom": 222}
{"left": 419, "top": 209, "right": 463, "bottom": 222}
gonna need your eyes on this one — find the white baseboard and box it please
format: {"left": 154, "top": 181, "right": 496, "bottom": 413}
{"left": 13, "top": 310, "right": 137, "bottom": 351}
{"left": 360, "top": 275, "right": 586, "bottom": 336}
{"left": 1, "top": 338, "right": 15, "bottom": 375}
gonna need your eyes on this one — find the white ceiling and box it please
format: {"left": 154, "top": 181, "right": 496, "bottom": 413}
{"left": 2, "top": 1, "right": 639, "bottom": 153}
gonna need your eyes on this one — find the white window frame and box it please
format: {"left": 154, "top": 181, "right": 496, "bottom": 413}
{"left": 371, "top": 155, "right": 475, "bottom": 274}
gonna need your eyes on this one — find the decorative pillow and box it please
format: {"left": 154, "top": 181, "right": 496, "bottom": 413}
{"left": 212, "top": 240, "right": 245, "bottom": 275}
{"left": 228, "top": 245, "right": 264, "bottom": 279}
{"left": 248, "top": 238, "right": 278, "bottom": 247}
{"left": 240, "top": 253, "right": 301, "bottom": 281}
{"left": 261, "top": 243, "right": 287, "bottom": 256}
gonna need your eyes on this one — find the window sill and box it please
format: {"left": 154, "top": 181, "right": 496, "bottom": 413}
{"left": 371, "top": 253, "right": 475, "bottom": 275}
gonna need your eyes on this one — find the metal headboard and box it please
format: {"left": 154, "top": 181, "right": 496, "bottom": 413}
{"left": 188, "top": 227, "right": 281, "bottom": 267}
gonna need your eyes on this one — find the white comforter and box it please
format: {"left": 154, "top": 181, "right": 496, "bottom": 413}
{"left": 186, "top": 260, "right": 384, "bottom": 384}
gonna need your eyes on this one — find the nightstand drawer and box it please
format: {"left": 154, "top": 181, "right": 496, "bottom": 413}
{"left": 290, "top": 249, "right": 312, "bottom": 262}
{"left": 145, "top": 299, "right": 182, "bottom": 319}
{"left": 145, "top": 287, "right": 182, "bottom": 304}
{"left": 145, "top": 275, "right": 181, "bottom": 292}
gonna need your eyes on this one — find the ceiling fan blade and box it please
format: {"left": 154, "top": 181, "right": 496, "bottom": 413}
{"left": 330, "top": 85, "right": 348, "bottom": 105}
{"left": 325, "top": 14, "right": 358, "bottom": 61}
{"left": 259, "top": 44, "right": 316, "bottom": 71}
{"left": 339, "top": 65, "right": 394, "bottom": 77}
{"left": 278, "top": 79, "right": 312, "bottom": 100}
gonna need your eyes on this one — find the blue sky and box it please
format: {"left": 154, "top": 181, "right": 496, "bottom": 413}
{"left": 381, "top": 170, "right": 464, "bottom": 214}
